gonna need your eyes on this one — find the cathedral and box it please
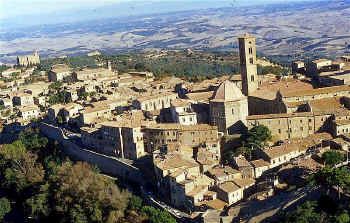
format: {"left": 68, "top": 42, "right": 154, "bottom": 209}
{"left": 17, "top": 51, "right": 40, "bottom": 67}
{"left": 210, "top": 34, "right": 258, "bottom": 135}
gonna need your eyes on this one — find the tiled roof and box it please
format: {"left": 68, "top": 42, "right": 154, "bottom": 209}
{"left": 251, "top": 159, "right": 270, "bottom": 168}
{"left": 281, "top": 85, "right": 350, "bottom": 98}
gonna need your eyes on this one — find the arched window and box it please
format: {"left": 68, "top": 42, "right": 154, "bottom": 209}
{"left": 251, "top": 75, "right": 255, "bottom": 82}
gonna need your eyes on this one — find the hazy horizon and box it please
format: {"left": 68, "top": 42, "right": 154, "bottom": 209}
{"left": 0, "top": 0, "right": 318, "bottom": 28}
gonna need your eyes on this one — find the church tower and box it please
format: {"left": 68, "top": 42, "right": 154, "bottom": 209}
{"left": 239, "top": 34, "right": 258, "bottom": 96}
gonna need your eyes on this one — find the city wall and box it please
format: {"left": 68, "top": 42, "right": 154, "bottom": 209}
{"left": 39, "top": 123, "right": 144, "bottom": 184}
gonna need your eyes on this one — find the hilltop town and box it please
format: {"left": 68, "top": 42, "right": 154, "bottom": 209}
{"left": 2, "top": 34, "right": 350, "bottom": 222}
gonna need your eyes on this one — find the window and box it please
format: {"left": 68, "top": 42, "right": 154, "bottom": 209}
{"left": 278, "top": 129, "right": 281, "bottom": 134}
{"left": 300, "top": 120, "right": 303, "bottom": 123}
{"left": 309, "top": 119, "right": 312, "bottom": 123}
{"left": 249, "top": 47, "right": 253, "bottom": 54}
{"left": 232, "top": 108, "right": 234, "bottom": 115}
{"left": 251, "top": 75, "right": 255, "bottom": 82}
{"left": 249, "top": 58, "right": 254, "bottom": 64}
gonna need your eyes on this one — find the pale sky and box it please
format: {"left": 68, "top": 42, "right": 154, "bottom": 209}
{"left": 0, "top": 0, "right": 314, "bottom": 20}
{"left": 0, "top": 0, "right": 131, "bottom": 19}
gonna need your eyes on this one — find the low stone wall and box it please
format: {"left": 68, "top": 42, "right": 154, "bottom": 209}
{"left": 39, "top": 123, "right": 145, "bottom": 184}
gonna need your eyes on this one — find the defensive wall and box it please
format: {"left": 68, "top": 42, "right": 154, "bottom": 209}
{"left": 39, "top": 123, "right": 145, "bottom": 184}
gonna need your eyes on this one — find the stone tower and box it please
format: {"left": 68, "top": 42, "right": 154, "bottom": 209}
{"left": 239, "top": 34, "right": 258, "bottom": 96}
{"left": 210, "top": 80, "right": 248, "bottom": 135}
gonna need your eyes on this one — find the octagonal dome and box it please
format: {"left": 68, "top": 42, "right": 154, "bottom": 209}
{"left": 213, "top": 80, "right": 245, "bottom": 101}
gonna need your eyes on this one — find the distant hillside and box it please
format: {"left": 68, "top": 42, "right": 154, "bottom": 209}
{"left": 1, "top": 0, "right": 349, "bottom": 64}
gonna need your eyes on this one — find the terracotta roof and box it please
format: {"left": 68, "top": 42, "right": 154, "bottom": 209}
{"left": 284, "top": 101, "right": 305, "bottom": 108}
{"left": 281, "top": 85, "right": 350, "bottom": 98}
{"left": 82, "top": 104, "right": 109, "bottom": 114}
{"left": 51, "top": 64, "right": 71, "bottom": 73}
{"left": 146, "top": 123, "right": 217, "bottom": 131}
{"left": 332, "top": 138, "right": 348, "bottom": 146}
{"left": 212, "top": 80, "right": 245, "bottom": 102}
{"left": 232, "top": 178, "right": 255, "bottom": 188}
{"left": 239, "top": 33, "right": 255, "bottom": 39}
{"left": 218, "top": 182, "right": 240, "bottom": 193}
{"left": 263, "top": 143, "right": 300, "bottom": 159}
{"left": 334, "top": 119, "right": 350, "bottom": 126}
{"left": 251, "top": 159, "right": 270, "bottom": 168}
{"left": 75, "top": 68, "right": 113, "bottom": 76}
{"left": 207, "top": 166, "right": 240, "bottom": 178}
{"left": 101, "top": 120, "right": 142, "bottom": 129}
{"left": 185, "top": 91, "right": 214, "bottom": 102}
{"left": 246, "top": 112, "right": 330, "bottom": 120}
{"left": 312, "top": 58, "right": 331, "bottom": 64}
{"left": 187, "top": 185, "right": 208, "bottom": 197}
{"left": 308, "top": 97, "right": 344, "bottom": 112}
{"left": 154, "top": 154, "right": 199, "bottom": 171}
{"left": 171, "top": 99, "right": 191, "bottom": 107}
{"left": 19, "top": 105, "right": 39, "bottom": 112}
{"left": 136, "top": 92, "right": 177, "bottom": 102}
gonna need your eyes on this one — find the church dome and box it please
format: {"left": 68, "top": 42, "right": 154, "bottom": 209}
{"left": 212, "top": 80, "right": 245, "bottom": 102}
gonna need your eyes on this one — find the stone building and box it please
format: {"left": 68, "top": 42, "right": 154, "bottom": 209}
{"left": 81, "top": 121, "right": 146, "bottom": 160}
{"left": 19, "top": 106, "right": 40, "bottom": 120}
{"left": 170, "top": 99, "right": 197, "bottom": 125}
{"left": 48, "top": 64, "right": 72, "bottom": 82}
{"left": 292, "top": 61, "right": 305, "bottom": 74}
{"left": 239, "top": 34, "right": 258, "bottom": 96}
{"left": 257, "top": 143, "right": 306, "bottom": 169}
{"left": 247, "top": 112, "right": 332, "bottom": 140}
{"left": 12, "top": 93, "right": 34, "bottom": 107}
{"left": 132, "top": 92, "right": 178, "bottom": 111}
{"left": 72, "top": 68, "right": 115, "bottom": 81}
{"left": 0, "top": 98, "right": 13, "bottom": 108}
{"left": 143, "top": 124, "right": 220, "bottom": 154}
{"left": 210, "top": 80, "right": 248, "bottom": 134}
{"left": 17, "top": 51, "right": 40, "bottom": 67}
{"left": 250, "top": 159, "right": 270, "bottom": 178}
{"left": 206, "top": 166, "right": 242, "bottom": 185}
{"left": 79, "top": 104, "right": 112, "bottom": 126}
{"left": 1, "top": 68, "right": 21, "bottom": 77}
{"left": 276, "top": 85, "right": 350, "bottom": 113}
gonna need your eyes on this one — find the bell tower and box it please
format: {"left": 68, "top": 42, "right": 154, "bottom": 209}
{"left": 239, "top": 34, "right": 258, "bottom": 96}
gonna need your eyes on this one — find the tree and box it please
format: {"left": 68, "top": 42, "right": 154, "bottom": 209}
{"left": 48, "top": 82, "right": 63, "bottom": 91}
{"left": 129, "top": 195, "right": 143, "bottom": 211}
{"left": 0, "top": 140, "right": 44, "bottom": 192}
{"left": 0, "top": 197, "right": 11, "bottom": 221}
{"left": 332, "top": 167, "right": 350, "bottom": 200}
{"left": 25, "top": 183, "right": 51, "bottom": 220}
{"left": 282, "top": 201, "right": 323, "bottom": 223}
{"left": 334, "top": 211, "right": 350, "bottom": 223}
{"left": 322, "top": 150, "right": 345, "bottom": 167}
{"left": 18, "top": 128, "right": 48, "bottom": 152}
{"left": 311, "top": 166, "right": 350, "bottom": 199}
{"left": 141, "top": 206, "right": 176, "bottom": 223}
{"left": 50, "top": 162, "right": 131, "bottom": 222}
{"left": 240, "top": 125, "right": 272, "bottom": 160}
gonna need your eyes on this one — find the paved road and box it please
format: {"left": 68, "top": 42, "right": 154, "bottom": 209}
{"left": 229, "top": 186, "right": 321, "bottom": 223}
